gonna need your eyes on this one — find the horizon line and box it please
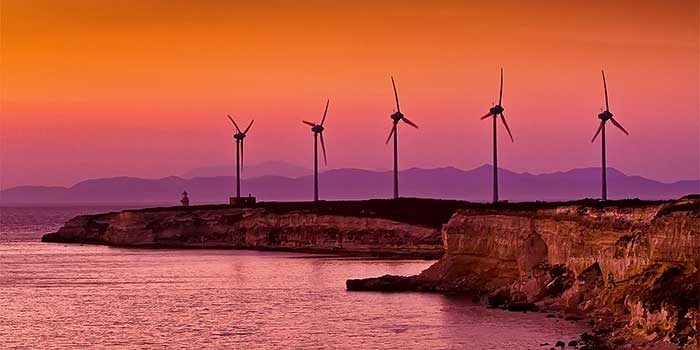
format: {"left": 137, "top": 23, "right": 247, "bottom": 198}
{"left": 3, "top": 163, "right": 699, "bottom": 191}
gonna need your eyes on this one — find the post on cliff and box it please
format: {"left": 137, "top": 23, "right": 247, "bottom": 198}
{"left": 181, "top": 191, "right": 190, "bottom": 207}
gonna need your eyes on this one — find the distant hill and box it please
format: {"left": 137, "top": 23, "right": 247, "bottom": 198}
{"left": 1, "top": 165, "right": 697, "bottom": 204}
{"left": 181, "top": 160, "right": 311, "bottom": 179}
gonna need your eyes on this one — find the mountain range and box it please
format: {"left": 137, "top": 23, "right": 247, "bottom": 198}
{"left": 1, "top": 165, "right": 697, "bottom": 204}
{"left": 181, "top": 160, "right": 311, "bottom": 179}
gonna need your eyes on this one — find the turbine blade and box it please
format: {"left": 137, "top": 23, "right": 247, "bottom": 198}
{"left": 227, "top": 114, "right": 241, "bottom": 132}
{"left": 480, "top": 112, "right": 493, "bottom": 120}
{"left": 602, "top": 70, "right": 609, "bottom": 111}
{"left": 499, "top": 68, "right": 503, "bottom": 105}
{"left": 402, "top": 116, "right": 418, "bottom": 128}
{"left": 319, "top": 132, "right": 327, "bottom": 165}
{"left": 591, "top": 121, "right": 604, "bottom": 142}
{"left": 499, "top": 113, "right": 514, "bottom": 142}
{"left": 385, "top": 124, "right": 396, "bottom": 144}
{"left": 243, "top": 120, "right": 254, "bottom": 134}
{"left": 609, "top": 117, "right": 629, "bottom": 135}
{"left": 320, "top": 99, "right": 329, "bottom": 126}
{"left": 302, "top": 120, "right": 316, "bottom": 127}
{"left": 391, "top": 76, "right": 401, "bottom": 113}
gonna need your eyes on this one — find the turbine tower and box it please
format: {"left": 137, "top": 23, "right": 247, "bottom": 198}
{"left": 591, "top": 70, "right": 629, "bottom": 201}
{"left": 480, "top": 68, "right": 514, "bottom": 203}
{"left": 385, "top": 76, "right": 418, "bottom": 199}
{"left": 302, "top": 99, "right": 329, "bottom": 202}
{"left": 227, "top": 115, "right": 254, "bottom": 198}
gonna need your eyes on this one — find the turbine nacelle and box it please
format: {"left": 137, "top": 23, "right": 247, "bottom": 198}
{"left": 390, "top": 111, "right": 403, "bottom": 122}
{"left": 311, "top": 124, "right": 324, "bottom": 133}
{"left": 598, "top": 110, "right": 613, "bottom": 121}
{"left": 233, "top": 132, "right": 246, "bottom": 140}
{"left": 489, "top": 105, "right": 504, "bottom": 115}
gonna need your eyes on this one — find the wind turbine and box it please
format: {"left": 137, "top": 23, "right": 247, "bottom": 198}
{"left": 227, "top": 115, "right": 254, "bottom": 198}
{"left": 591, "top": 70, "right": 629, "bottom": 201}
{"left": 302, "top": 99, "right": 330, "bottom": 202}
{"left": 385, "top": 76, "right": 418, "bottom": 199}
{"left": 480, "top": 68, "right": 513, "bottom": 203}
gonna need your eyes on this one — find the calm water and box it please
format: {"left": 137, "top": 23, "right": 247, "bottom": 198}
{"left": 0, "top": 206, "right": 586, "bottom": 349}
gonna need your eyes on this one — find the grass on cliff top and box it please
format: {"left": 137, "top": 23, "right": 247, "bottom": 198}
{"left": 123, "top": 196, "right": 694, "bottom": 229}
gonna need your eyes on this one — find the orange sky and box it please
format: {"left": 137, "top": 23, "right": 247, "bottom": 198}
{"left": 1, "top": 0, "right": 698, "bottom": 188}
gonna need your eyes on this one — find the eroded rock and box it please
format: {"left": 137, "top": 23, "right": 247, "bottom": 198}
{"left": 348, "top": 197, "right": 700, "bottom": 349}
{"left": 42, "top": 204, "right": 446, "bottom": 258}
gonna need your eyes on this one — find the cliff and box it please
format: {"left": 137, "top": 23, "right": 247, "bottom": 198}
{"left": 41, "top": 199, "right": 468, "bottom": 258}
{"left": 347, "top": 196, "right": 699, "bottom": 349}
{"left": 42, "top": 196, "right": 699, "bottom": 347}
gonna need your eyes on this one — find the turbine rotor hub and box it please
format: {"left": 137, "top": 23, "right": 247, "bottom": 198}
{"left": 598, "top": 110, "right": 613, "bottom": 120}
{"left": 234, "top": 133, "right": 245, "bottom": 140}
{"left": 312, "top": 125, "right": 324, "bottom": 133}
{"left": 391, "top": 112, "right": 403, "bottom": 121}
{"left": 490, "top": 105, "right": 504, "bottom": 115}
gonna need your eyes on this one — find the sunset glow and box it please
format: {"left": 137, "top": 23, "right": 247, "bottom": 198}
{"left": 2, "top": 0, "right": 698, "bottom": 188}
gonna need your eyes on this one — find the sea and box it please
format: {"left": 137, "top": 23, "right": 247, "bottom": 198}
{"left": 0, "top": 205, "right": 587, "bottom": 349}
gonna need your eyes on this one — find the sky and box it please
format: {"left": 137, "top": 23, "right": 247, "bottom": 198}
{"left": 1, "top": 0, "right": 698, "bottom": 189}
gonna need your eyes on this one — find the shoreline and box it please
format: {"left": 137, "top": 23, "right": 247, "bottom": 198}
{"left": 40, "top": 196, "right": 699, "bottom": 349}
{"left": 345, "top": 195, "right": 699, "bottom": 350}
{"left": 41, "top": 198, "right": 458, "bottom": 258}
{"left": 40, "top": 238, "right": 442, "bottom": 260}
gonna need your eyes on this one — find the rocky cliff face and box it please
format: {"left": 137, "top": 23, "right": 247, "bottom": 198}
{"left": 43, "top": 197, "right": 699, "bottom": 348}
{"left": 348, "top": 197, "right": 699, "bottom": 349}
{"left": 42, "top": 206, "right": 443, "bottom": 258}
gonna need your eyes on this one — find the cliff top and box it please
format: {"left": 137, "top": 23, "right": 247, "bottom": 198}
{"left": 117, "top": 196, "right": 697, "bottom": 229}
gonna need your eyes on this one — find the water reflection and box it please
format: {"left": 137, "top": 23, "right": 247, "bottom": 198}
{"left": 0, "top": 206, "right": 586, "bottom": 349}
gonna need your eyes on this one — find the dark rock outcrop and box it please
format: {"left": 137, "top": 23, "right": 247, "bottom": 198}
{"left": 346, "top": 275, "right": 427, "bottom": 291}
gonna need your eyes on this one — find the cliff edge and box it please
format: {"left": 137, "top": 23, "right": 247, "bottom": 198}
{"left": 41, "top": 199, "right": 468, "bottom": 258}
{"left": 347, "top": 196, "right": 699, "bottom": 349}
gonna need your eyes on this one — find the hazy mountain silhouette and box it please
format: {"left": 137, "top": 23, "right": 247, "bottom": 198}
{"left": 181, "top": 160, "right": 311, "bottom": 179}
{"left": 1, "top": 165, "right": 697, "bottom": 204}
